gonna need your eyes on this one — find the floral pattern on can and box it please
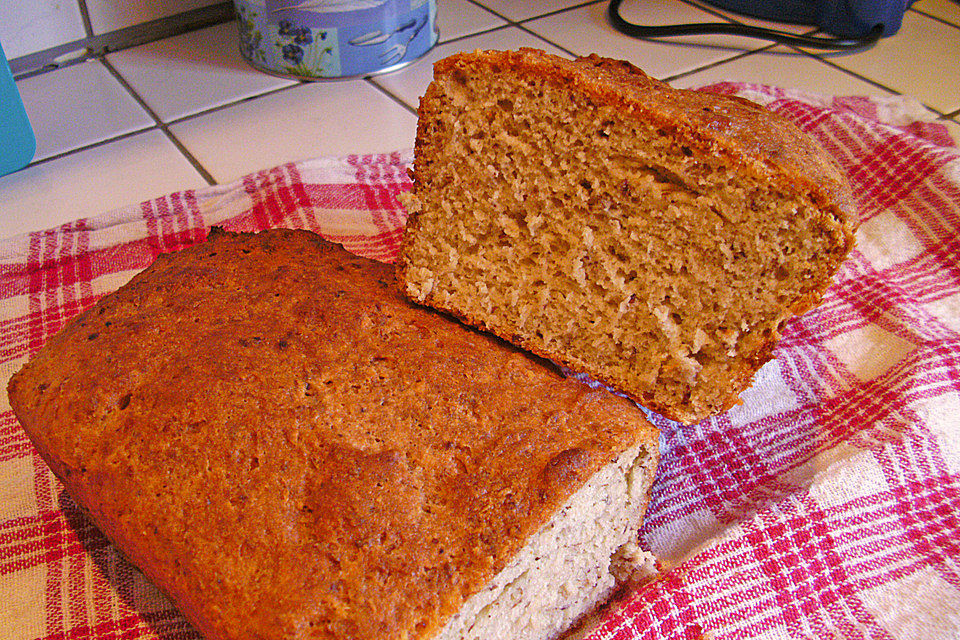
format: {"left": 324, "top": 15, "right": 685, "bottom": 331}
{"left": 234, "top": 0, "right": 437, "bottom": 79}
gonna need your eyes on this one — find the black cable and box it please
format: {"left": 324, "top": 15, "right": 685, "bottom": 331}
{"left": 608, "top": 0, "right": 884, "bottom": 50}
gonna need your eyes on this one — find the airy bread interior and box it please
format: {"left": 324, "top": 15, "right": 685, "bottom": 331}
{"left": 399, "top": 49, "right": 856, "bottom": 424}
{"left": 436, "top": 443, "right": 658, "bottom": 640}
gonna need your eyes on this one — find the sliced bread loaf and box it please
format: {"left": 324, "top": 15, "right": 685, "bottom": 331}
{"left": 8, "top": 228, "right": 660, "bottom": 640}
{"left": 398, "top": 48, "right": 856, "bottom": 424}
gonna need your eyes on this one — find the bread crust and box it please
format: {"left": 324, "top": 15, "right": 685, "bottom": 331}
{"left": 8, "top": 228, "right": 658, "bottom": 640}
{"left": 397, "top": 48, "right": 856, "bottom": 424}
{"left": 402, "top": 48, "right": 856, "bottom": 237}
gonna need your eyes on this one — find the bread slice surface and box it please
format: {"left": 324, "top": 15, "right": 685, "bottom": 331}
{"left": 7, "top": 228, "right": 659, "bottom": 640}
{"left": 397, "top": 48, "right": 857, "bottom": 424}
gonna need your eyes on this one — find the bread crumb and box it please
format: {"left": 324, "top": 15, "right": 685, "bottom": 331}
{"left": 398, "top": 48, "right": 856, "bottom": 424}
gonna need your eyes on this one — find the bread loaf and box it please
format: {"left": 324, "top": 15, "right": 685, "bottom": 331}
{"left": 397, "top": 48, "right": 857, "bottom": 424}
{"left": 7, "top": 228, "right": 660, "bottom": 640}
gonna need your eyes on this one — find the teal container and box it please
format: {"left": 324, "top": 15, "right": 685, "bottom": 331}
{"left": 0, "top": 40, "right": 36, "bottom": 177}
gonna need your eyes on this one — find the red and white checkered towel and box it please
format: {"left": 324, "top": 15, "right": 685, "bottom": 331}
{"left": 0, "top": 85, "right": 958, "bottom": 640}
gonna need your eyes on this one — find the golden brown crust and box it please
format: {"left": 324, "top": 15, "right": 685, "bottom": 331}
{"left": 404, "top": 48, "right": 856, "bottom": 239}
{"left": 8, "top": 228, "right": 658, "bottom": 640}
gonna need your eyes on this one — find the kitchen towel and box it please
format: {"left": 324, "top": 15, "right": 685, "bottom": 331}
{"left": 0, "top": 85, "right": 957, "bottom": 640}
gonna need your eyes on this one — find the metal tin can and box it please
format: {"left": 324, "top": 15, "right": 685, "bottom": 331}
{"left": 234, "top": 0, "right": 438, "bottom": 80}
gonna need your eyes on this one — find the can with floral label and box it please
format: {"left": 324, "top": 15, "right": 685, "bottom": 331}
{"left": 234, "top": 0, "right": 437, "bottom": 79}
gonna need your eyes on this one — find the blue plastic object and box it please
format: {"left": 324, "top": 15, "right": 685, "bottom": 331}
{"left": 700, "top": 0, "right": 914, "bottom": 38}
{"left": 0, "top": 40, "right": 36, "bottom": 177}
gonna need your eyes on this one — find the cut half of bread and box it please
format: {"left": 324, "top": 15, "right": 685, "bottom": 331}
{"left": 397, "top": 48, "right": 857, "bottom": 424}
{"left": 8, "top": 228, "right": 660, "bottom": 640}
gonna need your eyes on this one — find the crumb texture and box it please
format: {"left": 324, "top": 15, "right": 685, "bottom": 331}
{"left": 436, "top": 443, "right": 658, "bottom": 640}
{"left": 7, "top": 228, "right": 659, "bottom": 640}
{"left": 398, "top": 48, "right": 856, "bottom": 423}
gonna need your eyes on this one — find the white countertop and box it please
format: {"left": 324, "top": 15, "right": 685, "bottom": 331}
{"left": 1, "top": 0, "right": 958, "bottom": 242}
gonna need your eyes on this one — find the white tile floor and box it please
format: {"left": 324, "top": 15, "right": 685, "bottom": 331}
{"left": 1, "top": 0, "right": 958, "bottom": 241}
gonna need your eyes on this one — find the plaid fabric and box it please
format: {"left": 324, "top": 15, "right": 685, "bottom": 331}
{"left": 0, "top": 87, "right": 957, "bottom": 640}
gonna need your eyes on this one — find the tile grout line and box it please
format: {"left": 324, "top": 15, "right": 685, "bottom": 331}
{"left": 23, "top": 18, "right": 533, "bottom": 168}
{"left": 510, "top": 24, "right": 582, "bottom": 60}
{"left": 159, "top": 81, "right": 303, "bottom": 129}
{"left": 429, "top": 3, "right": 960, "bottom": 138}
{"left": 10, "top": 2, "right": 236, "bottom": 79}
{"left": 515, "top": 0, "right": 604, "bottom": 25}
{"left": 20, "top": 76, "right": 306, "bottom": 174}
{"left": 18, "top": 3, "right": 583, "bottom": 174}
{"left": 461, "top": 0, "right": 517, "bottom": 25}
{"left": 611, "top": 0, "right": 791, "bottom": 85}
{"left": 813, "top": 49, "right": 956, "bottom": 118}
{"left": 214, "top": 0, "right": 741, "bottom": 121}
{"left": 630, "top": 1, "right": 956, "bottom": 118}
{"left": 806, "top": 48, "right": 951, "bottom": 117}
{"left": 435, "top": 22, "right": 517, "bottom": 48}
{"left": 75, "top": 0, "right": 95, "bottom": 38}
{"left": 15, "top": 0, "right": 956, "bottom": 176}
{"left": 100, "top": 57, "right": 219, "bottom": 186}
{"left": 514, "top": 0, "right": 812, "bottom": 82}
{"left": 459, "top": 0, "right": 626, "bottom": 61}
{"left": 910, "top": 6, "right": 960, "bottom": 30}
{"left": 658, "top": 22, "right": 950, "bottom": 119}
{"left": 775, "top": 39, "right": 951, "bottom": 117}
{"left": 511, "top": 1, "right": 615, "bottom": 61}
{"left": 365, "top": 79, "right": 419, "bottom": 116}
{"left": 22, "top": 127, "right": 167, "bottom": 170}
{"left": 661, "top": 42, "right": 779, "bottom": 84}
{"left": 461, "top": 0, "right": 602, "bottom": 28}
